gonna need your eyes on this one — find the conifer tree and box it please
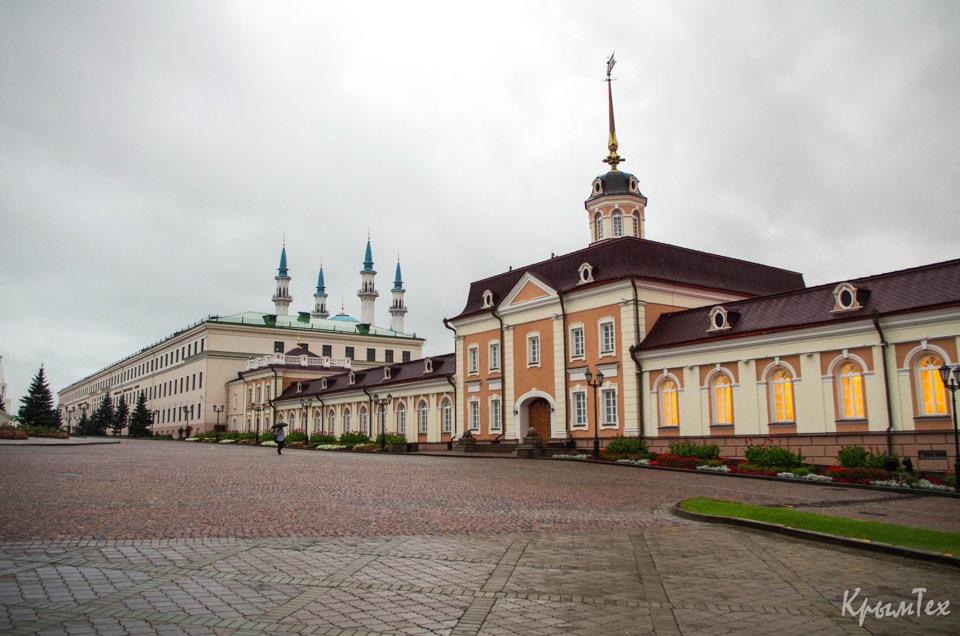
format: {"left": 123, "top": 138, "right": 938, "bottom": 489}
{"left": 112, "top": 395, "right": 129, "bottom": 436}
{"left": 17, "top": 366, "right": 60, "bottom": 429}
{"left": 128, "top": 393, "right": 153, "bottom": 437}
{"left": 89, "top": 395, "right": 113, "bottom": 436}
{"left": 76, "top": 411, "right": 89, "bottom": 436}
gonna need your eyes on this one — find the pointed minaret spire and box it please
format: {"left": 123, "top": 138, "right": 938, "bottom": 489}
{"left": 389, "top": 254, "right": 407, "bottom": 333}
{"left": 602, "top": 52, "right": 623, "bottom": 172}
{"left": 358, "top": 233, "right": 378, "bottom": 325}
{"left": 312, "top": 258, "right": 330, "bottom": 319}
{"left": 0, "top": 354, "right": 7, "bottom": 409}
{"left": 272, "top": 240, "right": 292, "bottom": 316}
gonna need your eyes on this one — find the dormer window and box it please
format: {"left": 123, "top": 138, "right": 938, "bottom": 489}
{"left": 348, "top": 371, "right": 356, "bottom": 385}
{"left": 384, "top": 366, "right": 392, "bottom": 380}
{"left": 424, "top": 358, "right": 434, "bottom": 373}
{"left": 629, "top": 177, "right": 638, "bottom": 192}
{"left": 592, "top": 178, "right": 602, "bottom": 195}
{"left": 482, "top": 290, "right": 494, "bottom": 309}
{"left": 296, "top": 382, "right": 303, "bottom": 393}
{"left": 578, "top": 262, "right": 595, "bottom": 284}
{"left": 319, "top": 378, "right": 327, "bottom": 390}
{"left": 833, "top": 282, "right": 864, "bottom": 312}
{"left": 708, "top": 306, "right": 733, "bottom": 332}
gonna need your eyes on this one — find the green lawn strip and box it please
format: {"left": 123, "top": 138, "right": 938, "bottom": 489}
{"left": 680, "top": 497, "right": 960, "bottom": 556}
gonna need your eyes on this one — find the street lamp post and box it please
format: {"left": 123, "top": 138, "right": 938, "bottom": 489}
{"left": 299, "top": 397, "right": 314, "bottom": 447}
{"left": 253, "top": 403, "right": 262, "bottom": 444}
{"left": 212, "top": 404, "right": 225, "bottom": 442}
{"left": 937, "top": 364, "right": 960, "bottom": 492}
{"left": 373, "top": 393, "right": 392, "bottom": 450}
{"left": 66, "top": 406, "right": 75, "bottom": 435}
{"left": 584, "top": 369, "right": 605, "bottom": 460}
{"left": 78, "top": 403, "right": 88, "bottom": 436}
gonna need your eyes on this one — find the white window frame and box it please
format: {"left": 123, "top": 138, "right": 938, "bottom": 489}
{"left": 343, "top": 408, "right": 351, "bottom": 432}
{"left": 599, "top": 319, "right": 616, "bottom": 356}
{"left": 328, "top": 409, "right": 336, "bottom": 435}
{"left": 442, "top": 398, "right": 452, "bottom": 434}
{"left": 396, "top": 402, "right": 406, "bottom": 435}
{"left": 917, "top": 354, "right": 948, "bottom": 416}
{"left": 527, "top": 333, "right": 541, "bottom": 367}
{"left": 595, "top": 212, "right": 604, "bottom": 240}
{"left": 418, "top": 401, "right": 429, "bottom": 435}
{"left": 489, "top": 397, "right": 502, "bottom": 432}
{"left": 570, "top": 324, "right": 585, "bottom": 360}
{"left": 612, "top": 210, "right": 623, "bottom": 237}
{"left": 601, "top": 386, "right": 618, "bottom": 427}
{"left": 571, "top": 389, "right": 588, "bottom": 428}
{"left": 469, "top": 399, "right": 480, "bottom": 432}
{"left": 658, "top": 378, "right": 679, "bottom": 428}
{"left": 769, "top": 368, "right": 795, "bottom": 423}
{"left": 360, "top": 406, "right": 368, "bottom": 434}
{"left": 468, "top": 345, "right": 480, "bottom": 375}
{"left": 837, "top": 362, "right": 865, "bottom": 420}
{"left": 488, "top": 341, "right": 500, "bottom": 372}
{"left": 711, "top": 373, "right": 734, "bottom": 426}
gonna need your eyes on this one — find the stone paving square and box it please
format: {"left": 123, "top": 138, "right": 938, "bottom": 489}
{"left": 1, "top": 441, "right": 959, "bottom": 635}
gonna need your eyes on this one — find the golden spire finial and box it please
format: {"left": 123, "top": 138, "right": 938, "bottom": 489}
{"left": 603, "top": 52, "right": 623, "bottom": 171}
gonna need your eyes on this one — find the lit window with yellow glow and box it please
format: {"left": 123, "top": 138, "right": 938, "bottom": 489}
{"left": 839, "top": 362, "right": 865, "bottom": 419}
{"left": 918, "top": 355, "right": 948, "bottom": 416}
{"left": 660, "top": 380, "right": 678, "bottom": 427}
{"left": 712, "top": 375, "right": 733, "bottom": 425}
{"left": 771, "top": 369, "right": 794, "bottom": 422}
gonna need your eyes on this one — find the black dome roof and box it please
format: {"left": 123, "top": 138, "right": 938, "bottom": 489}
{"left": 587, "top": 170, "right": 645, "bottom": 201}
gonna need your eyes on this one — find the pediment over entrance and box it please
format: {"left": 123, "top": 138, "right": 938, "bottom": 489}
{"left": 501, "top": 273, "right": 558, "bottom": 311}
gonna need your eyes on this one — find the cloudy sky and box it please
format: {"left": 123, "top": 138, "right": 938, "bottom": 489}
{"left": 2, "top": 1, "right": 958, "bottom": 409}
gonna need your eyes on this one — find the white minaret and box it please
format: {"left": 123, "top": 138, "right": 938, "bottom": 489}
{"left": 389, "top": 257, "right": 407, "bottom": 333}
{"left": 272, "top": 243, "right": 292, "bottom": 316}
{"left": 358, "top": 235, "right": 378, "bottom": 325}
{"left": 312, "top": 260, "right": 330, "bottom": 319}
{"left": 0, "top": 355, "right": 7, "bottom": 409}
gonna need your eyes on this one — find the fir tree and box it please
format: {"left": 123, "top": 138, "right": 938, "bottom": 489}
{"left": 0, "top": 395, "right": 6, "bottom": 413}
{"left": 89, "top": 395, "right": 113, "bottom": 436}
{"left": 75, "top": 411, "right": 89, "bottom": 436}
{"left": 112, "top": 395, "right": 129, "bottom": 436}
{"left": 127, "top": 393, "right": 153, "bottom": 437}
{"left": 17, "top": 366, "right": 60, "bottom": 429}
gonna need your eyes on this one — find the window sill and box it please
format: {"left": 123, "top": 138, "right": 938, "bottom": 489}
{"left": 769, "top": 421, "right": 796, "bottom": 426}
{"left": 657, "top": 426, "right": 679, "bottom": 430}
{"left": 709, "top": 424, "right": 734, "bottom": 429}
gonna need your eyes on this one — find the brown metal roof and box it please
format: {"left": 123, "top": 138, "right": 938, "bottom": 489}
{"left": 451, "top": 237, "right": 805, "bottom": 321}
{"left": 637, "top": 258, "right": 960, "bottom": 351}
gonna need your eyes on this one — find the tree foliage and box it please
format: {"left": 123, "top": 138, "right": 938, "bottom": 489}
{"left": 75, "top": 411, "right": 90, "bottom": 436}
{"left": 17, "top": 366, "right": 60, "bottom": 429}
{"left": 112, "top": 395, "right": 129, "bottom": 436}
{"left": 88, "top": 395, "right": 113, "bottom": 436}
{"left": 127, "top": 393, "right": 153, "bottom": 437}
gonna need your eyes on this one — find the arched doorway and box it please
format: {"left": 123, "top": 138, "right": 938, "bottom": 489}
{"left": 528, "top": 398, "right": 552, "bottom": 440}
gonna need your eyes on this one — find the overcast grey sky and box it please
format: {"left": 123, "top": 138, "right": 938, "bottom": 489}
{"left": 2, "top": 1, "right": 958, "bottom": 409}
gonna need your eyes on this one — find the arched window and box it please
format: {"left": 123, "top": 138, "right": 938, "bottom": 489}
{"left": 328, "top": 408, "right": 336, "bottom": 435}
{"left": 711, "top": 375, "right": 733, "bottom": 425}
{"left": 343, "top": 407, "right": 351, "bottom": 432}
{"left": 314, "top": 411, "right": 321, "bottom": 434}
{"left": 360, "top": 406, "right": 369, "bottom": 434}
{"left": 838, "top": 362, "right": 865, "bottom": 420}
{"left": 770, "top": 369, "right": 795, "bottom": 423}
{"left": 396, "top": 403, "right": 406, "bottom": 435}
{"left": 595, "top": 212, "right": 604, "bottom": 240}
{"left": 659, "top": 379, "right": 678, "bottom": 427}
{"left": 612, "top": 210, "right": 623, "bottom": 237}
{"left": 918, "top": 355, "right": 948, "bottom": 416}
{"left": 418, "top": 401, "right": 429, "bottom": 434}
{"left": 631, "top": 212, "right": 639, "bottom": 237}
{"left": 442, "top": 398, "right": 452, "bottom": 434}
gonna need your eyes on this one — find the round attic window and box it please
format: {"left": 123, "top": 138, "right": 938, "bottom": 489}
{"left": 713, "top": 312, "right": 726, "bottom": 330}
{"left": 838, "top": 288, "right": 854, "bottom": 309}
{"left": 594, "top": 181, "right": 601, "bottom": 193}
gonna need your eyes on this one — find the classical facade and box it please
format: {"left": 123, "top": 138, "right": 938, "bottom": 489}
{"left": 57, "top": 240, "right": 425, "bottom": 437}
{"left": 270, "top": 354, "right": 457, "bottom": 443}
{"left": 446, "top": 57, "right": 960, "bottom": 467}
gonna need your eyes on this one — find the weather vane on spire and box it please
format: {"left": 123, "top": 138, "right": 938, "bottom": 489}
{"left": 603, "top": 52, "right": 623, "bottom": 171}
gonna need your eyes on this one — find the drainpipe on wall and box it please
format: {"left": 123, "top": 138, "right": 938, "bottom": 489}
{"left": 871, "top": 312, "right": 895, "bottom": 455}
{"left": 557, "top": 291, "right": 572, "bottom": 443}
{"left": 361, "top": 386, "right": 375, "bottom": 439}
{"left": 630, "top": 279, "right": 645, "bottom": 439}
{"left": 443, "top": 318, "right": 460, "bottom": 444}
{"left": 491, "top": 308, "right": 508, "bottom": 440}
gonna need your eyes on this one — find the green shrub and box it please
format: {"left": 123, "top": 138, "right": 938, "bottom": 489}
{"left": 604, "top": 437, "right": 648, "bottom": 455}
{"left": 20, "top": 425, "right": 69, "bottom": 439}
{"left": 789, "top": 466, "right": 813, "bottom": 477}
{"left": 310, "top": 434, "right": 338, "bottom": 445}
{"left": 259, "top": 432, "right": 275, "bottom": 443}
{"left": 837, "top": 445, "right": 898, "bottom": 470}
{"left": 375, "top": 433, "right": 407, "bottom": 445}
{"left": 743, "top": 438, "right": 805, "bottom": 469}
{"left": 668, "top": 440, "right": 721, "bottom": 460}
{"left": 339, "top": 432, "right": 370, "bottom": 445}
{"left": 286, "top": 431, "right": 307, "bottom": 444}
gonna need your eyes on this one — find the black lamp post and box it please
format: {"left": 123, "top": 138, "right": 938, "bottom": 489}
{"left": 373, "top": 393, "right": 392, "bottom": 450}
{"left": 299, "top": 397, "right": 314, "bottom": 447}
{"left": 253, "top": 402, "right": 262, "bottom": 444}
{"left": 584, "top": 368, "right": 605, "bottom": 459}
{"left": 937, "top": 364, "right": 960, "bottom": 492}
{"left": 212, "top": 404, "right": 224, "bottom": 442}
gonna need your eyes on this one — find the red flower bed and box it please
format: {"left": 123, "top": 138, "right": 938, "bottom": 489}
{"left": 825, "top": 466, "right": 892, "bottom": 484}
{"left": 650, "top": 453, "right": 705, "bottom": 469}
{"left": 730, "top": 463, "right": 779, "bottom": 476}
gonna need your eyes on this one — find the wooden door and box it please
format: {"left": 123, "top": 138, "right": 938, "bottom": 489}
{"left": 528, "top": 398, "right": 552, "bottom": 440}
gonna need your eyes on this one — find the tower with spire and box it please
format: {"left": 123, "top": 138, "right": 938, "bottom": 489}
{"left": 389, "top": 256, "right": 408, "bottom": 333}
{"left": 0, "top": 355, "right": 7, "bottom": 410}
{"left": 584, "top": 53, "right": 648, "bottom": 245}
{"left": 272, "top": 242, "right": 293, "bottom": 316}
{"left": 358, "top": 233, "right": 378, "bottom": 325}
{"left": 312, "top": 260, "right": 330, "bottom": 319}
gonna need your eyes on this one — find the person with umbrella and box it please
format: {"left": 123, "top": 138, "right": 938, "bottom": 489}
{"left": 272, "top": 422, "right": 287, "bottom": 455}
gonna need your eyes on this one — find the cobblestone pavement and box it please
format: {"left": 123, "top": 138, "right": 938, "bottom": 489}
{"left": 1, "top": 441, "right": 958, "bottom": 635}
